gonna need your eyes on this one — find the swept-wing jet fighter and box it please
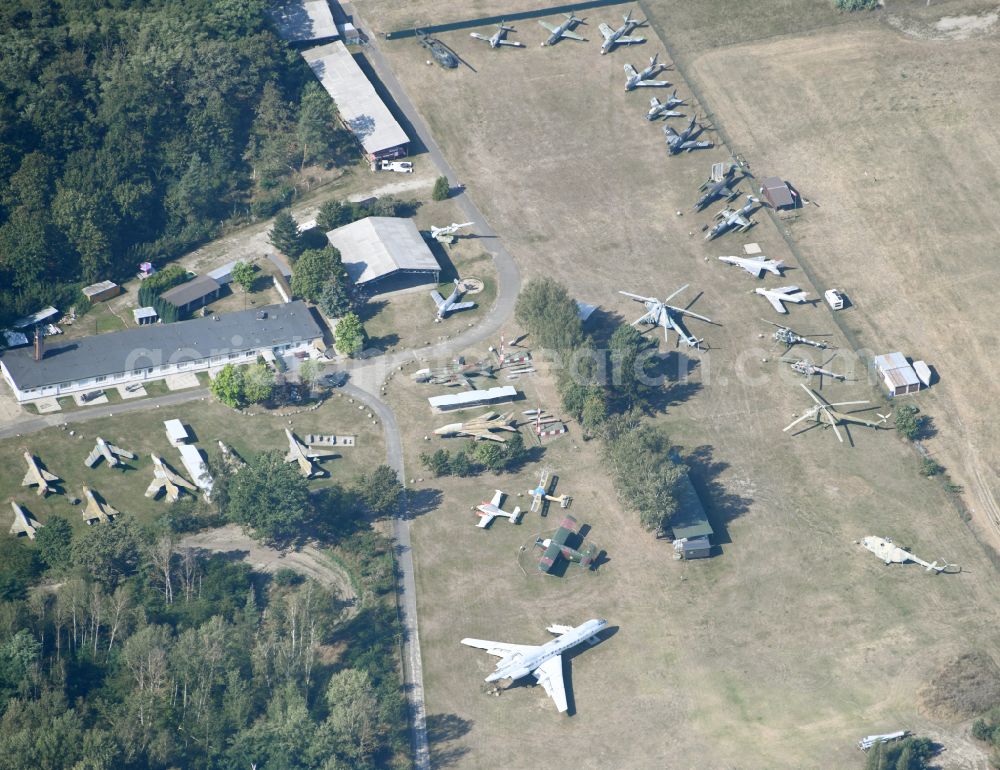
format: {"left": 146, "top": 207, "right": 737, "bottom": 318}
{"left": 646, "top": 91, "right": 686, "bottom": 120}
{"left": 431, "top": 279, "right": 476, "bottom": 319}
{"left": 461, "top": 618, "right": 608, "bottom": 713}
{"left": 434, "top": 411, "right": 518, "bottom": 442}
{"left": 84, "top": 437, "right": 137, "bottom": 468}
{"left": 21, "top": 452, "right": 59, "bottom": 497}
{"left": 284, "top": 428, "right": 336, "bottom": 478}
{"left": 81, "top": 486, "right": 118, "bottom": 525}
{"left": 665, "top": 115, "right": 713, "bottom": 154}
{"left": 536, "top": 515, "right": 597, "bottom": 574}
{"left": 475, "top": 489, "right": 524, "bottom": 528}
{"left": 539, "top": 13, "right": 587, "bottom": 45}
{"left": 695, "top": 163, "right": 743, "bottom": 210}
{"left": 598, "top": 9, "right": 645, "bottom": 54}
{"left": 412, "top": 359, "right": 495, "bottom": 388}
{"left": 9, "top": 502, "right": 42, "bottom": 540}
{"left": 718, "top": 255, "right": 785, "bottom": 278}
{"left": 756, "top": 286, "right": 810, "bottom": 314}
{"left": 470, "top": 22, "right": 524, "bottom": 48}
{"left": 620, "top": 285, "right": 716, "bottom": 349}
{"left": 624, "top": 53, "right": 669, "bottom": 91}
{"left": 705, "top": 196, "right": 760, "bottom": 240}
{"left": 145, "top": 454, "right": 197, "bottom": 502}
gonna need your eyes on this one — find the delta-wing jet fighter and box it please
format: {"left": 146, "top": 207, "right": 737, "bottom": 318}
{"left": 695, "top": 163, "right": 743, "bottom": 210}
{"left": 431, "top": 279, "right": 476, "bottom": 319}
{"left": 539, "top": 13, "right": 587, "bottom": 45}
{"left": 429, "top": 222, "right": 473, "bottom": 244}
{"left": 284, "top": 428, "right": 336, "bottom": 478}
{"left": 536, "top": 515, "right": 597, "bottom": 574}
{"left": 859, "top": 536, "right": 956, "bottom": 573}
{"left": 705, "top": 196, "right": 759, "bottom": 240}
{"left": 21, "top": 452, "right": 59, "bottom": 497}
{"left": 81, "top": 486, "right": 119, "bottom": 525}
{"left": 718, "top": 255, "right": 785, "bottom": 278}
{"left": 145, "top": 454, "right": 196, "bottom": 502}
{"left": 624, "top": 53, "right": 669, "bottom": 91}
{"left": 756, "top": 285, "right": 810, "bottom": 314}
{"left": 10, "top": 502, "right": 42, "bottom": 540}
{"left": 434, "top": 411, "right": 517, "bottom": 442}
{"left": 470, "top": 22, "right": 524, "bottom": 48}
{"left": 461, "top": 618, "right": 608, "bottom": 713}
{"left": 783, "top": 383, "right": 887, "bottom": 444}
{"left": 84, "top": 436, "right": 137, "bottom": 468}
{"left": 475, "top": 489, "right": 524, "bottom": 528}
{"left": 620, "top": 285, "right": 716, "bottom": 349}
{"left": 598, "top": 9, "right": 645, "bottom": 54}
{"left": 665, "top": 115, "right": 713, "bottom": 154}
{"left": 646, "top": 91, "right": 686, "bottom": 120}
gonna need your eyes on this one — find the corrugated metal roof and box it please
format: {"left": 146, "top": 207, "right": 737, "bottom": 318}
{"left": 0, "top": 301, "right": 322, "bottom": 390}
{"left": 326, "top": 217, "right": 439, "bottom": 285}
{"left": 13, "top": 306, "right": 59, "bottom": 329}
{"left": 207, "top": 261, "right": 237, "bottom": 283}
{"left": 301, "top": 41, "right": 408, "bottom": 156}
{"left": 270, "top": 0, "right": 339, "bottom": 42}
{"left": 428, "top": 386, "right": 517, "bottom": 409}
{"left": 874, "top": 352, "right": 908, "bottom": 371}
{"left": 875, "top": 352, "right": 920, "bottom": 389}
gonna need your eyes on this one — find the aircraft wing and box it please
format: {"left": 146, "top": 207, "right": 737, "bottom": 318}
{"left": 284, "top": 448, "right": 298, "bottom": 462}
{"left": 449, "top": 301, "right": 476, "bottom": 312}
{"left": 84, "top": 447, "right": 101, "bottom": 467}
{"left": 305, "top": 447, "right": 338, "bottom": 458}
{"left": 21, "top": 470, "right": 34, "bottom": 486}
{"left": 598, "top": 22, "right": 615, "bottom": 40}
{"left": 461, "top": 638, "right": 540, "bottom": 657}
{"left": 490, "top": 490, "right": 503, "bottom": 507}
{"left": 107, "top": 444, "right": 135, "bottom": 460}
{"left": 617, "top": 35, "right": 645, "bottom": 45}
{"left": 765, "top": 293, "right": 787, "bottom": 313}
{"left": 533, "top": 655, "right": 569, "bottom": 713}
{"left": 624, "top": 63, "right": 638, "bottom": 78}
{"left": 430, "top": 291, "right": 445, "bottom": 309}
{"left": 560, "top": 29, "right": 586, "bottom": 41}
{"left": 145, "top": 478, "right": 166, "bottom": 498}
{"left": 538, "top": 20, "right": 558, "bottom": 33}
{"left": 552, "top": 515, "right": 578, "bottom": 545}
{"left": 538, "top": 541, "right": 563, "bottom": 573}
{"left": 476, "top": 512, "right": 495, "bottom": 528}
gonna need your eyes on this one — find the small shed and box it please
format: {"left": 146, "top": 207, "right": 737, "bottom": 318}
{"left": 133, "top": 307, "right": 158, "bottom": 326}
{"left": 759, "top": 177, "right": 797, "bottom": 210}
{"left": 207, "top": 260, "right": 238, "bottom": 285}
{"left": 338, "top": 22, "right": 361, "bottom": 44}
{"left": 13, "top": 306, "right": 60, "bottom": 330}
{"left": 159, "top": 275, "right": 222, "bottom": 315}
{"left": 164, "top": 419, "right": 189, "bottom": 446}
{"left": 913, "top": 360, "right": 932, "bottom": 388}
{"left": 82, "top": 281, "right": 122, "bottom": 303}
{"left": 874, "top": 352, "right": 920, "bottom": 397}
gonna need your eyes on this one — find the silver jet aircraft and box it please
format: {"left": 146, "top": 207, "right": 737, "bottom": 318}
{"left": 718, "top": 255, "right": 785, "bottom": 278}
{"left": 598, "top": 9, "right": 645, "bottom": 54}
{"left": 431, "top": 279, "right": 476, "bottom": 319}
{"left": 470, "top": 22, "right": 524, "bottom": 48}
{"left": 694, "top": 163, "right": 742, "bottom": 210}
{"left": 646, "top": 91, "right": 686, "bottom": 120}
{"left": 705, "top": 195, "right": 760, "bottom": 240}
{"left": 538, "top": 13, "right": 587, "bottom": 46}
{"left": 461, "top": 618, "right": 608, "bottom": 713}
{"left": 624, "top": 53, "right": 669, "bottom": 91}
{"left": 620, "top": 285, "right": 715, "bottom": 349}
{"left": 665, "top": 115, "right": 713, "bottom": 154}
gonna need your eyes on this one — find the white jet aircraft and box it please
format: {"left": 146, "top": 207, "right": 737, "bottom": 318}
{"left": 718, "top": 255, "right": 785, "bottom": 278}
{"left": 461, "top": 618, "right": 608, "bottom": 713}
{"left": 84, "top": 436, "right": 137, "bottom": 468}
{"left": 431, "top": 279, "right": 476, "bottom": 319}
{"left": 624, "top": 53, "right": 669, "bottom": 91}
{"left": 755, "top": 285, "right": 810, "bottom": 314}
{"left": 475, "top": 490, "right": 523, "bottom": 528}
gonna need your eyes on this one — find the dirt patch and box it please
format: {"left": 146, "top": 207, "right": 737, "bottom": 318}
{"left": 920, "top": 652, "right": 1000, "bottom": 721}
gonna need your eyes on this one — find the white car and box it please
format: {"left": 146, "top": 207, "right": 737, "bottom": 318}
{"left": 380, "top": 160, "right": 413, "bottom": 173}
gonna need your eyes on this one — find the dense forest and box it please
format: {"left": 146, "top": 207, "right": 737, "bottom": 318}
{"left": 0, "top": 454, "right": 409, "bottom": 769}
{"left": 0, "top": 0, "right": 348, "bottom": 324}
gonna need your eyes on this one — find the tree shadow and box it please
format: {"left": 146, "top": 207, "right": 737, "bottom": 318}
{"left": 918, "top": 415, "right": 938, "bottom": 440}
{"left": 423, "top": 238, "right": 460, "bottom": 282}
{"left": 357, "top": 299, "right": 388, "bottom": 324}
{"left": 426, "top": 713, "right": 472, "bottom": 768}
{"left": 681, "top": 445, "right": 753, "bottom": 552}
{"left": 366, "top": 333, "right": 400, "bottom": 352}
{"left": 584, "top": 309, "right": 627, "bottom": 349}
{"left": 639, "top": 379, "right": 703, "bottom": 417}
{"left": 403, "top": 487, "right": 443, "bottom": 520}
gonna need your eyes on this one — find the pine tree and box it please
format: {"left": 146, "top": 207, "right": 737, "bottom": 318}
{"left": 268, "top": 211, "right": 304, "bottom": 260}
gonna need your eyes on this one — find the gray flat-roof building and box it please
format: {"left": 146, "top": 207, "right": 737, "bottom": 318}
{"left": 874, "top": 352, "right": 921, "bottom": 397}
{"left": 270, "top": 0, "right": 339, "bottom": 43}
{"left": 670, "top": 471, "right": 714, "bottom": 560}
{"left": 159, "top": 275, "right": 222, "bottom": 315}
{"left": 301, "top": 41, "right": 408, "bottom": 161}
{"left": 0, "top": 302, "right": 323, "bottom": 403}
{"left": 326, "top": 217, "right": 440, "bottom": 292}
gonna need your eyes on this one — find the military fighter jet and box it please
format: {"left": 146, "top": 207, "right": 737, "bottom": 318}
{"left": 434, "top": 411, "right": 517, "bottom": 442}
{"left": 536, "top": 515, "right": 597, "bottom": 574}
{"left": 81, "top": 486, "right": 119, "bottom": 525}
{"left": 9, "top": 502, "right": 42, "bottom": 540}
{"left": 598, "top": 9, "right": 645, "bottom": 54}
{"left": 664, "top": 115, "right": 713, "bottom": 154}
{"left": 718, "top": 255, "right": 785, "bottom": 278}
{"left": 284, "top": 428, "right": 336, "bottom": 478}
{"left": 756, "top": 286, "right": 810, "bottom": 314}
{"left": 412, "top": 358, "right": 495, "bottom": 387}
{"left": 470, "top": 22, "right": 524, "bottom": 48}
{"left": 694, "top": 163, "right": 743, "bottom": 210}
{"left": 145, "top": 454, "right": 197, "bottom": 503}
{"left": 429, "top": 221, "right": 473, "bottom": 244}
{"left": 461, "top": 618, "right": 608, "bottom": 713}
{"left": 84, "top": 436, "right": 137, "bottom": 468}
{"left": 783, "top": 383, "right": 887, "bottom": 444}
{"left": 705, "top": 196, "right": 760, "bottom": 240}
{"left": 21, "top": 452, "right": 59, "bottom": 497}
{"left": 624, "top": 53, "right": 669, "bottom": 91}
{"left": 431, "top": 279, "right": 476, "bottom": 319}
{"left": 474, "top": 489, "right": 524, "bottom": 528}
{"left": 538, "top": 13, "right": 587, "bottom": 46}
{"left": 620, "top": 285, "right": 716, "bottom": 349}
{"left": 646, "top": 91, "right": 686, "bottom": 120}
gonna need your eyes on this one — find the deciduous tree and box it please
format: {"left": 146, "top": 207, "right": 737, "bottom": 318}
{"left": 225, "top": 451, "right": 312, "bottom": 546}
{"left": 334, "top": 312, "right": 365, "bottom": 357}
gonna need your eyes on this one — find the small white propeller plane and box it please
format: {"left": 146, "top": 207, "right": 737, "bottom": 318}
{"left": 461, "top": 619, "right": 608, "bottom": 713}
{"left": 755, "top": 285, "right": 810, "bottom": 314}
{"left": 624, "top": 53, "right": 670, "bottom": 91}
{"left": 718, "top": 255, "right": 785, "bottom": 278}
{"left": 474, "top": 490, "right": 524, "bottom": 528}
{"left": 431, "top": 279, "right": 476, "bottom": 319}
{"left": 429, "top": 222, "right": 473, "bottom": 244}
{"left": 470, "top": 22, "right": 524, "bottom": 48}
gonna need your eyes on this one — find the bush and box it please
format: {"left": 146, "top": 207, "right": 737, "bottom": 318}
{"left": 920, "top": 458, "right": 944, "bottom": 477}
{"left": 894, "top": 404, "right": 923, "bottom": 441}
{"left": 138, "top": 265, "right": 189, "bottom": 307}
{"left": 273, "top": 568, "right": 304, "bottom": 587}
{"left": 836, "top": 0, "right": 878, "bottom": 9}
{"left": 432, "top": 176, "right": 450, "bottom": 201}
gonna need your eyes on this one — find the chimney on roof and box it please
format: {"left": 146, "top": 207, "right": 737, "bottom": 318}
{"left": 33, "top": 327, "right": 44, "bottom": 362}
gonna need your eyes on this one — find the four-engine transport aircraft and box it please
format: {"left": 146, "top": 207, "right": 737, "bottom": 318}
{"left": 470, "top": 22, "right": 524, "bottom": 48}
{"left": 538, "top": 13, "right": 587, "bottom": 46}
{"left": 21, "top": 452, "right": 59, "bottom": 497}
{"left": 624, "top": 53, "right": 669, "bottom": 91}
{"left": 718, "top": 255, "right": 785, "bottom": 278}
{"left": 598, "top": 9, "right": 646, "bottom": 54}
{"left": 461, "top": 618, "right": 608, "bottom": 713}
